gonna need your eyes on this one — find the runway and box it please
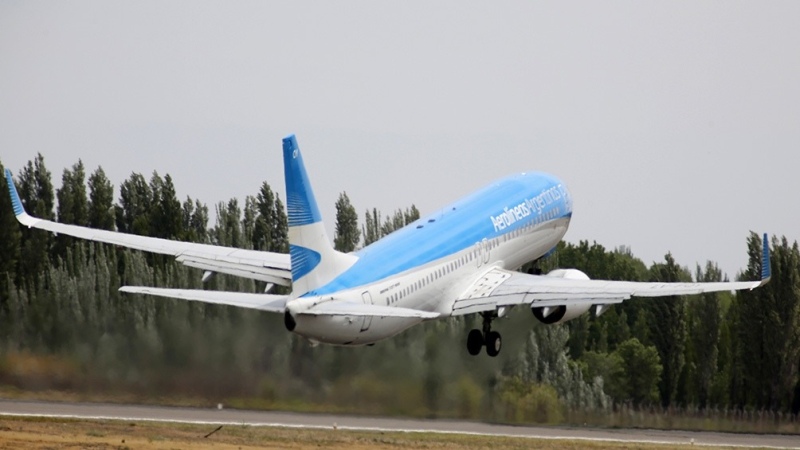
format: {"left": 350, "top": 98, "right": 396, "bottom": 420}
{"left": 0, "top": 399, "right": 796, "bottom": 448}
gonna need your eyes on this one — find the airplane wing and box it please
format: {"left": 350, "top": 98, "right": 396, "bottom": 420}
{"left": 119, "top": 286, "right": 288, "bottom": 312}
{"left": 5, "top": 169, "right": 292, "bottom": 286}
{"left": 451, "top": 234, "right": 771, "bottom": 316}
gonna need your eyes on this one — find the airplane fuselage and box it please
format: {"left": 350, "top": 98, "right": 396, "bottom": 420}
{"left": 286, "top": 172, "right": 573, "bottom": 345}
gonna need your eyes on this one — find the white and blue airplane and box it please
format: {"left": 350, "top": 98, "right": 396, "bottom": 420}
{"left": 5, "top": 135, "right": 771, "bottom": 356}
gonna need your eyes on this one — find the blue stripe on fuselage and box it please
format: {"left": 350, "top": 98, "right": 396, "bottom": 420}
{"left": 306, "top": 172, "right": 572, "bottom": 296}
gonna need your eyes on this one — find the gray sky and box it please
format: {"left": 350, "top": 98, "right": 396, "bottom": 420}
{"left": 2, "top": 1, "right": 799, "bottom": 279}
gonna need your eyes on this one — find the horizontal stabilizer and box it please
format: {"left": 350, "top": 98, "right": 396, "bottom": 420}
{"left": 300, "top": 302, "right": 440, "bottom": 319}
{"left": 119, "top": 286, "right": 287, "bottom": 313}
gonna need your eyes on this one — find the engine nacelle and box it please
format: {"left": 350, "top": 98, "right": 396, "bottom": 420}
{"left": 531, "top": 268, "right": 593, "bottom": 324}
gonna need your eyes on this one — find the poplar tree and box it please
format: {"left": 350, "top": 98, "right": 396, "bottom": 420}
{"left": 334, "top": 192, "right": 359, "bottom": 252}
{"left": 380, "top": 209, "right": 406, "bottom": 237}
{"left": 16, "top": 154, "right": 55, "bottom": 288}
{"left": 271, "top": 194, "right": 288, "bottom": 253}
{"left": 181, "top": 196, "right": 208, "bottom": 243}
{"left": 687, "top": 262, "right": 723, "bottom": 408}
{"left": 54, "top": 160, "right": 89, "bottom": 262}
{"left": 56, "top": 160, "right": 88, "bottom": 226}
{"left": 403, "top": 205, "right": 420, "bottom": 225}
{"left": 87, "top": 166, "right": 115, "bottom": 230}
{"left": 647, "top": 253, "right": 690, "bottom": 407}
{"left": 116, "top": 173, "right": 152, "bottom": 236}
{"left": 732, "top": 234, "right": 800, "bottom": 410}
{"left": 362, "top": 208, "right": 381, "bottom": 246}
{"left": 149, "top": 173, "right": 182, "bottom": 240}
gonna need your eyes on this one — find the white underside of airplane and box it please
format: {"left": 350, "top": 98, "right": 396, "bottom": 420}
{"left": 4, "top": 135, "right": 771, "bottom": 357}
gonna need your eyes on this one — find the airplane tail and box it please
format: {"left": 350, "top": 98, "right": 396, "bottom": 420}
{"left": 283, "top": 135, "right": 357, "bottom": 298}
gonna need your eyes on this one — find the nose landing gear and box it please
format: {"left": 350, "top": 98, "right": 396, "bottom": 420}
{"left": 466, "top": 312, "right": 502, "bottom": 357}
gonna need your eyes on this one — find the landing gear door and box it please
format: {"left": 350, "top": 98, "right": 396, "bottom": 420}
{"left": 360, "top": 291, "right": 373, "bottom": 332}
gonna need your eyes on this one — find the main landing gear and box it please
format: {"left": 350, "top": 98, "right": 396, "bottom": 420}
{"left": 467, "top": 312, "right": 502, "bottom": 357}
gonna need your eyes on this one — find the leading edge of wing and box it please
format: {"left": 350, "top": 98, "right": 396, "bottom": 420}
{"left": 119, "top": 286, "right": 288, "bottom": 313}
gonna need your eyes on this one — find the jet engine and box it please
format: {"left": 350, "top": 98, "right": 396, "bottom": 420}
{"left": 531, "top": 268, "right": 592, "bottom": 324}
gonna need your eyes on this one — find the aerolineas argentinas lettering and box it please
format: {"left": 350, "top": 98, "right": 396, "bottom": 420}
{"left": 489, "top": 185, "right": 567, "bottom": 232}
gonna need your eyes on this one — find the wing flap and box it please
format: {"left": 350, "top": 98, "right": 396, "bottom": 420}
{"left": 119, "top": 286, "right": 287, "bottom": 313}
{"left": 301, "top": 302, "right": 440, "bottom": 319}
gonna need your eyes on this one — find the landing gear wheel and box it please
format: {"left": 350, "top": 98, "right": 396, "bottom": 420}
{"left": 467, "top": 329, "right": 484, "bottom": 356}
{"left": 485, "top": 331, "right": 502, "bottom": 357}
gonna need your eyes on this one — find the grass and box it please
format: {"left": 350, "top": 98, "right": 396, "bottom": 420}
{"left": 0, "top": 416, "right": 760, "bottom": 450}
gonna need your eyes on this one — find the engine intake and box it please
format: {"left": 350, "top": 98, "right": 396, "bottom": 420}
{"left": 531, "top": 268, "right": 593, "bottom": 324}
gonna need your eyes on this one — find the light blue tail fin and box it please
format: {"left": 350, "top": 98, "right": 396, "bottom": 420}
{"left": 283, "top": 135, "right": 357, "bottom": 298}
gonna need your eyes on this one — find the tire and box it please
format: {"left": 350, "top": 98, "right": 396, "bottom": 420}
{"left": 485, "top": 331, "right": 502, "bottom": 357}
{"left": 467, "top": 329, "right": 484, "bottom": 356}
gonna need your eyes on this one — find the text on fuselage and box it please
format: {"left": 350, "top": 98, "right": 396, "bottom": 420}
{"left": 490, "top": 185, "right": 567, "bottom": 232}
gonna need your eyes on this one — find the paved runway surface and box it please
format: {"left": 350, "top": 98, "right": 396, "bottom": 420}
{"left": 0, "top": 399, "right": 797, "bottom": 448}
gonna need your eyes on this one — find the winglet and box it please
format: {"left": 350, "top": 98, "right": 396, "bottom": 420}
{"left": 760, "top": 233, "right": 771, "bottom": 285}
{"left": 5, "top": 168, "right": 25, "bottom": 217}
{"left": 4, "top": 168, "right": 36, "bottom": 226}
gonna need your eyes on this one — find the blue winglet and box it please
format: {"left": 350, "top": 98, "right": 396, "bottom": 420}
{"left": 761, "top": 233, "right": 771, "bottom": 282}
{"left": 4, "top": 168, "right": 25, "bottom": 217}
{"left": 283, "top": 135, "right": 322, "bottom": 227}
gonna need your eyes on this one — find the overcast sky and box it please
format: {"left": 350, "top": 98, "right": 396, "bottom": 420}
{"left": 2, "top": 1, "right": 798, "bottom": 279}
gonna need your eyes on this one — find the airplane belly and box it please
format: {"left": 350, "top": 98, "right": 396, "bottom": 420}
{"left": 504, "top": 218, "right": 569, "bottom": 269}
{"left": 291, "top": 314, "right": 422, "bottom": 346}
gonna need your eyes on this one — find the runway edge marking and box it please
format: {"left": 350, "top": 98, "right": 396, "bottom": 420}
{"left": 0, "top": 412, "right": 795, "bottom": 449}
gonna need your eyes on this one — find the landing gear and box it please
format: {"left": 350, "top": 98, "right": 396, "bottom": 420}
{"left": 485, "top": 331, "right": 502, "bottom": 357}
{"left": 466, "top": 312, "right": 502, "bottom": 357}
{"left": 467, "top": 329, "right": 483, "bottom": 355}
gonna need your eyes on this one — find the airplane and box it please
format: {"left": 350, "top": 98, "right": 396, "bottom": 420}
{"left": 4, "top": 135, "right": 771, "bottom": 356}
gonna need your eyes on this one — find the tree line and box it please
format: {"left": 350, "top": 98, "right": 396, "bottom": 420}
{"left": 0, "top": 154, "right": 798, "bottom": 425}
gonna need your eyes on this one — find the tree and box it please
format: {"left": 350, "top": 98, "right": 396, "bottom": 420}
{"left": 242, "top": 195, "right": 258, "bottom": 249}
{"left": 182, "top": 196, "right": 208, "bottom": 243}
{"left": 252, "top": 183, "right": 275, "bottom": 251}
{"left": 647, "top": 253, "right": 690, "bottom": 407}
{"left": 87, "top": 166, "right": 115, "bottom": 230}
{"left": 251, "top": 182, "right": 288, "bottom": 253}
{"left": 362, "top": 208, "right": 381, "bottom": 246}
{"left": 16, "top": 154, "right": 55, "bottom": 287}
{"left": 580, "top": 350, "right": 624, "bottom": 401}
{"left": 403, "top": 205, "right": 420, "bottom": 225}
{"left": 213, "top": 199, "right": 243, "bottom": 248}
{"left": 614, "top": 338, "right": 662, "bottom": 406}
{"left": 334, "top": 192, "right": 359, "bottom": 252}
{"left": 54, "top": 160, "right": 89, "bottom": 261}
{"left": 271, "top": 194, "right": 288, "bottom": 253}
{"left": 56, "top": 160, "right": 88, "bottom": 226}
{"left": 731, "top": 234, "right": 800, "bottom": 411}
{"left": 687, "top": 261, "right": 723, "bottom": 408}
{"left": 149, "top": 172, "right": 183, "bottom": 240}
{"left": 116, "top": 173, "right": 152, "bottom": 236}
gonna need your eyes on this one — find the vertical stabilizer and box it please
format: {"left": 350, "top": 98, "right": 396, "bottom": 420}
{"left": 283, "top": 135, "right": 357, "bottom": 298}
